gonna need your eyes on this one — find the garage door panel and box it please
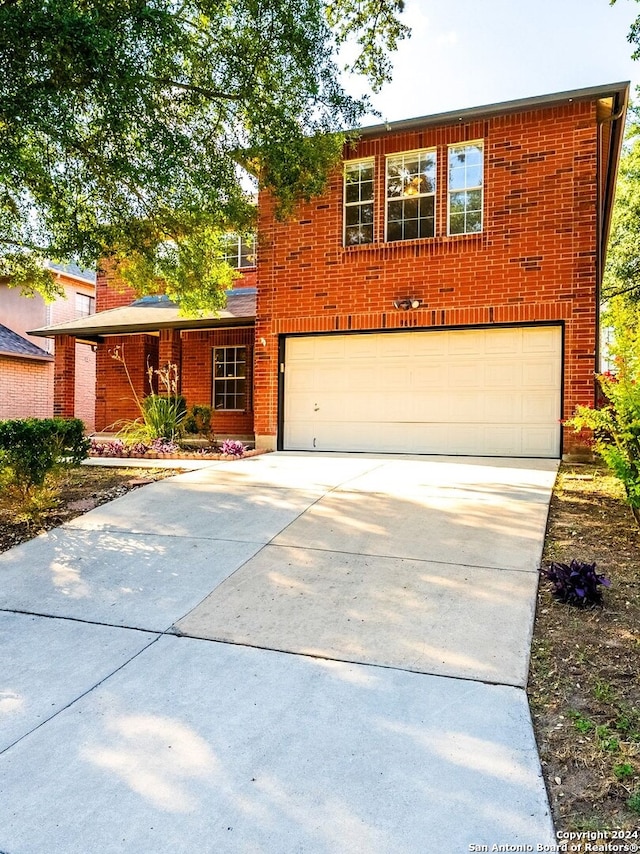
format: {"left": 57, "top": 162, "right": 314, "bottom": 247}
{"left": 284, "top": 327, "right": 561, "bottom": 457}
{"left": 482, "top": 393, "right": 523, "bottom": 423}
{"left": 447, "top": 332, "right": 483, "bottom": 356}
{"left": 522, "top": 427, "right": 560, "bottom": 457}
{"left": 483, "top": 426, "right": 522, "bottom": 456}
{"left": 484, "top": 362, "right": 522, "bottom": 387}
{"left": 522, "top": 393, "right": 560, "bottom": 424}
{"left": 287, "top": 338, "right": 317, "bottom": 361}
{"left": 347, "top": 336, "right": 380, "bottom": 359}
{"left": 448, "top": 362, "right": 482, "bottom": 388}
{"left": 285, "top": 365, "right": 318, "bottom": 393}
{"left": 412, "top": 361, "right": 449, "bottom": 390}
{"left": 413, "top": 332, "right": 448, "bottom": 356}
{"left": 522, "top": 327, "right": 560, "bottom": 354}
{"left": 484, "top": 329, "right": 521, "bottom": 355}
{"left": 522, "top": 360, "right": 560, "bottom": 388}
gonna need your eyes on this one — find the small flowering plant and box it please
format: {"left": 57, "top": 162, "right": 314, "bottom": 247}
{"left": 220, "top": 439, "right": 246, "bottom": 457}
{"left": 540, "top": 560, "right": 610, "bottom": 607}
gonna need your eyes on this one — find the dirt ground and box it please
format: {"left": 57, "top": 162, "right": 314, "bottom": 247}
{"left": 0, "top": 464, "right": 179, "bottom": 553}
{"left": 1, "top": 459, "right": 639, "bottom": 834}
{"left": 529, "top": 463, "right": 640, "bottom": 835}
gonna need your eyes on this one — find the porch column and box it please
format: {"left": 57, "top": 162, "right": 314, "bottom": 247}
{"left": 158, "top": 328, "right": 182, "bottom": 392}
{"left": 53, "top": 334, "right": 76, "bottom": 418}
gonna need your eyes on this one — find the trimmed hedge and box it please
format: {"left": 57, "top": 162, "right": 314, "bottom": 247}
{"left": 0, "top": 417, "right": 89, "bottom": 491}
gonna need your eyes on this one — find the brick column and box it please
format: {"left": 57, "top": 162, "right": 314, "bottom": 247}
{"left": 53, "top": 334, "right": 76, "bottom": 418}
{"left": 158, "top": 328, "right": 182, "bottom": 393}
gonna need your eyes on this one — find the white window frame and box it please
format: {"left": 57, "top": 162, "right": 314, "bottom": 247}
{"left": 385, "top": 148, "right": 437, "bottom": 242}
{"left": 75, "top": 292, "right": 95, "bottom": 318}
{"left": 343, "top": 157, "right": 375, "bottom": 246}
{"left": 222, "top": 233, "right": 257, "bottom": 269}
{"left": 447, "top": 140, "right": 484, "bottom": 236}
{"left": 212, "top": 346, "right": 248, "bottom": 411}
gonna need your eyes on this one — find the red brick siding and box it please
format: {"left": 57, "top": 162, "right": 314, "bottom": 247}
{"left": 182, "top": 327, "right": 254, "bottom": 436}
{"left": 95, "top": 335, "right": 158, "bottom": 431}
{"left": 0, "top": 357, "right": 52, "bottom": 419}
{"left": 53, "top": 335, "right": 76, "bottom": 418}
{"left": 95, "top": 260, "right": 137, "bottom": 311}
{"left": 255, "top": 101, "right": 600, "bottom": 452}
{"left": 96, "top": 263, "right": 257, "bottom": 312}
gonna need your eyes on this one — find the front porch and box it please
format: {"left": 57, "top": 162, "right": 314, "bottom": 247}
{"left": 30, "top": 290, "right": 257, "bottom": 442}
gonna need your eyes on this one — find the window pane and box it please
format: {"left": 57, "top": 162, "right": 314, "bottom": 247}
{"left": 213, "top": 347, "right": 247, "bottom": 410}
{"left": 419, "top": 217, "right": 435, "bottom": 238}
{"left": 387, "top": 200, "right": 403, "bottom": 222}
{"left": 466, "top": 189, "right": 482, "bottom": 211}
{"left": 449, "top": 213, "right": 465, "bottom": 235}
{"left": 360, "top": 224, "right": 373, "bottom": 243}
{"left": 419, "top": 196, "right": 435, "bottom": 218}
{"left": 464, "top": 144, "right": 483, "bottom": 166}
{"left": 387, "top": 220, "right": 402, "bottom": 242}
{"left": 344, "top": 160, "right": 374, "bottom": 246}
{"left": 345, "top": 206, "right": 361, "bottom": 226}
{"left": 402, "top": 199, "right": 418, "bottom": 220}
{"left": 465, "top": 163, "right": 483, "bottom": 188}
{"left": 449, "top": 191, "right": 467, "bottom": 215}
{"left": 345, "top": 183, "right": 360, "bottom": 204}
{"left": 360, "top": 180, "right": 374, "bottom": 202}
{"left": 448, "top": 166, "right": 467, "bottom": 190}
{"left": 386, "top": 149, "right": 436, "bottom": 242}
{"left": 403, "top": 219, "right": 418, "bottom": 240}
{"left": 465, "top": 210, "right": 482, "bottom": 232}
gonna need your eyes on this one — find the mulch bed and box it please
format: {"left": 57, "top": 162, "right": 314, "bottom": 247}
{"left": 529, "top": 463, "right": 640, "bottom": 834}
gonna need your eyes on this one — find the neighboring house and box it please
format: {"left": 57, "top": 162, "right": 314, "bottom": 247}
{"left": 0, "top": 265, "right": 96, "bottom": 430}
{"left": 32, "top": 83, "right": 628, "bottom": 458}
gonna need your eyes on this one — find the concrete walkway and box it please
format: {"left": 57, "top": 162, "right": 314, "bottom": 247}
{"left": 0, "top": 452, "right": 558, "bottom": 853}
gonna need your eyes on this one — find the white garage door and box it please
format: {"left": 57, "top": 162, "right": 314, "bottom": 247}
{"left": 283, "top": 325, "right": 562, "bottom": 457}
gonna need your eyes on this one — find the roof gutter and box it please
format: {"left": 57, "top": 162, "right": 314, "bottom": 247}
{"left": 356, "top": 81, "right": 631, "bottom": 138}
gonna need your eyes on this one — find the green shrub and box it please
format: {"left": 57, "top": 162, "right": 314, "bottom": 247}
{"left": 570, "top": 298, "right": 640, "bottom": 525}
{"left": 183, "top": 404, "right": 213, "bottom": 437}
{"left": 0, "top": 417, "right": 88, "bottom": 495}
{"left": 142, "top": 393, "right": 186, "bottom": 440}
{"left": 628, "top": 790, "right": 640, "bottom": 815}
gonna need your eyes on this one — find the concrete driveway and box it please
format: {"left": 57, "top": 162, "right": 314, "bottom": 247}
{"left": 0, "top": 452, "right": 557, "bottom": 852}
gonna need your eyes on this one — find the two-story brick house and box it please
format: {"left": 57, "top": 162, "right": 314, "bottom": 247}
{"left": 33, "top": 82, "right": 628, "bottom": 458}
{"left": 1, "top": 264, "right": 96, "bottom": 429}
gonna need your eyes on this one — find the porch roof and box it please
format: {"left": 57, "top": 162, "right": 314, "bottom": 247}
{"left": 29, "top": 289, "right": 256, "bottom": 345}
{"left": 0, "top": 324, "right": 54, "bottom": 362}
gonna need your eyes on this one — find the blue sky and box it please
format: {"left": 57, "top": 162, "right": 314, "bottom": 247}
{"left": 351, "top": 0, "right": 640, "bottom": 123}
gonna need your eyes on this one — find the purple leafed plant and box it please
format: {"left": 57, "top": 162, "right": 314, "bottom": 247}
{"left": 90, "top": 439, "right": 126, "bottom": 457}
{"left": 149, "top": 438, "right": 180, "bottom": 454}
{"left": 540, "top": 559, "right": 611, "bottom": 607}
{"left": 220, "top": 439, "right": 246, "bottom": 457}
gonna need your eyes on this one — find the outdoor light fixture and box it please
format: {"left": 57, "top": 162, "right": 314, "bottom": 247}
{"left": 393, "top": 298, "right": 422, "bottom": 311}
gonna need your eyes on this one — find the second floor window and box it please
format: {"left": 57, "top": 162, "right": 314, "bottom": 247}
{"left": 448, "top": 142, "right": 483, "bottom": 235}
{"left": 344, "top": 159, "right": 374, "bottom": 246}
{"left": 75, "top": 293, "right": 95, "bottom": 317}
{"left": 222, "top": 233, "right": 257, "bottom": 269}
{"left": 386, "top": 149, "right": 436, "bottom": 241}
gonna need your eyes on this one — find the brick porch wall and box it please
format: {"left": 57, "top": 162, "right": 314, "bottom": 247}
{"left": 95, "top": 335, "right": 159, "bottom": 431}
{"left": 181, "top": 327, "right": 255, "bottom": 436}
{"left": 255, "top": 100, "right": 600, "bottom": 453}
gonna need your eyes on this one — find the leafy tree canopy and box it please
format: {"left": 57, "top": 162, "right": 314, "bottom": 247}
{"left": 603, "top": 113, "right": 640, "bottom": 302}
{"left": 0, "top": 0, "right": 408, "bottom": 310}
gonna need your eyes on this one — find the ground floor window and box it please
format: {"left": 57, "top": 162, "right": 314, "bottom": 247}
{"left": 213, "top": 346, "right": 247, "bottom": 410}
